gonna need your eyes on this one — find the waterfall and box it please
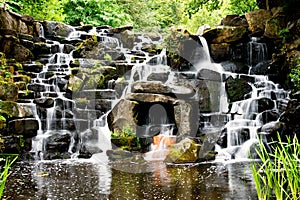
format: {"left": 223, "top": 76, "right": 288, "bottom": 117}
{"left": 247, "top": 37, "right": 268, "bottom": 67}
{"left": 27, "top": 22, "right": 289, "bottom": 163}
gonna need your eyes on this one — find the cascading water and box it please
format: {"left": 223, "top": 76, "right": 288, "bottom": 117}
{"left": 27, "top": 22, "right": 290, "bottom": 163}
{"left": 213, "top": 40, "right": 289, "bottom": 161}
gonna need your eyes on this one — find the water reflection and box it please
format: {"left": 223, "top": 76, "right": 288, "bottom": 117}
{"left": 4, "top": 160, "right": 258, "bottom": 199}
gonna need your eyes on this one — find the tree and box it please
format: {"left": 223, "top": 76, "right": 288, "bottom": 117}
{"left": 227, "top": 0, "right": 258, "bottom": 15}
{"left": 11, "top": 0, "right": 65, "bottom": 21}
{"left": 62, "top": 0, "right": 132, "bottom": 27}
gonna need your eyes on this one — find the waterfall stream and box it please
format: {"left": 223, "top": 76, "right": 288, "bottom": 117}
{"left": 26, "top": 24, "right": 289, "bottom": 162}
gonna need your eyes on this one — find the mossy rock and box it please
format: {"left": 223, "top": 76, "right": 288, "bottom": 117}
{"left": 225, "top": 76, "right": 252, "bottom": 102}
{"left": 0, "top": 100, "right": 21, "bottom": 118}
{"left": 68, "top": 75, "right": 84, "bottom": 92}
{"left": 164, "top": 138, "right": 199, "bottom": 164}
{"left": 0, "top": 81, "right": 19, "bottom": 101}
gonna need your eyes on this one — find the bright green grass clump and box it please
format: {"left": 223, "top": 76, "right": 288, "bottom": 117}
{"left": 251, "top": 135, "right": 300, "bottom": 200}
{"left": 0, "top": 154, "right": 18, "bottom": 199}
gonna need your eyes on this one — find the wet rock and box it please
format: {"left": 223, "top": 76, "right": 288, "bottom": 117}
{"left": 73, "top": 40, "right": 125, "bottom": 61}
{"left": 34, "top": 97, "right": 54, "bottom": 108}
{"left": 164, "top": 138, "right": 199, "bottom": 164}
{"left": 106, "top": 149, "right": 133, "bottom": 161}
{"left": 78, "top": 144, "right": 102, "bottom": 159}
{"left": 220, "top": 61, "right": 249, "bottom": 74}
{"left": 141, "top": 43, "right": 163, "bottom": 54}
{"left": 249, "top": 61, "right": 271, "bottom": 75}
{"left": 256, "top": 97, "right": 275, "bottom": 112}
{"left": 22, "top": 63, "right": 44, "bottom": 73}
{"left": 146, "top": 72, "right": 170, "bottom": 82}
{"left": 1, "top": 135, "right": 25, "bottom": 154}
{"left": 109, "top": 25, "right": 133, "bottom": 33}
{"left": 27, "top": 83, "right": 49, "bottom": 92}
{"left": 260, "top": 121, "right": 285, "bottom": 136}
{"left": 33, "top": 42, "right": 51, "bottom": 55}
{"left": 7, "top": 118, "right": 39, "bottom": 138}
{"left": 132, "top": 81, "right": 195, "bottom": 96}
{"left": 76, "top": 24, "right": 93, "bottom": 32}
{"left": 18, "top": 90, "right": 35, "bottom": 99}
{"left": 45, "top": 133, "right": 71, "bottom": 152}
{"left": 42, "top": 21, "right": 74, "bottom": 38}
{"left": 75, "top": 89, "right": 117, "bottom": 100}
{"left": 259, "top": 110, "right": 280, "bottom": 124}
{"left": 225, "top": 76, "right": 252, "bottom": 102}
{"left": 174, "top": 100, "right": 199, "bottom": 136}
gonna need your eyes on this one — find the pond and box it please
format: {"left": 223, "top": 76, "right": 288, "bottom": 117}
{"left": 3, "top": 158, "right": 258, "bottom": 200}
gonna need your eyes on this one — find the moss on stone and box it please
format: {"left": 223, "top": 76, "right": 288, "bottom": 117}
{"left": 0, "top": 100, "right": 20, "bottom": 118}
{"left": 0, "top": 81, "right": 19, "bottom": 101}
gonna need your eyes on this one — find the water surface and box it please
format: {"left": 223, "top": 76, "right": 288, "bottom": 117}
{"left": 4, "top": 159, "right": 258, "bottom": 200}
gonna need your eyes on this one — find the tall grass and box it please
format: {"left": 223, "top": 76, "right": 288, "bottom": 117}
{"left": 251, "top": 135, "right": 300, "bottom": 200}
{"left": 0, "top": 154, "right": 18, "bottom": 199}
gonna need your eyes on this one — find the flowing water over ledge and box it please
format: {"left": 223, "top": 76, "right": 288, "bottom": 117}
{"left": 3, "top": 160, "right": 258, "bottom": 200}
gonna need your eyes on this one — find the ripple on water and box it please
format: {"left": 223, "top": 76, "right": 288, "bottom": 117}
{"left": 3, "top": 160, "right": 258, "bottom": 199}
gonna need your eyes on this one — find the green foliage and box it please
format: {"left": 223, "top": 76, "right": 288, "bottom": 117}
{"left": 111, "top": 125, "right": 135, "bottom": 138}
{"left": 251, "top": 135, "right": 300, "bottom": 200}
{"left": 289, "top": 63, "right": 300, "bottom": 91}
{"left": 279, "top": 28, "right": 294, "bottom": 43}
{"left": 62, "top": 0, "right": 132, "bottom": 27}
{"left": 0, "top": 115, "right": 6, "bottom": 123}
{"left": 183, "top": 0, "right": 222, "bottom": 18}
{"left": 0, "top": 154, "right": 18, "bottom": 199}
{"left": 10, "top": 0, "right": 65, "bottom": 21}
{"left": 111, "top": 125, "right": 141, "bottom": 151}
{"left": 227, "top": 0, "right": 258, "bottom": 15}
{"left": 181, "top": 3, "right": 230, "bottom": 33}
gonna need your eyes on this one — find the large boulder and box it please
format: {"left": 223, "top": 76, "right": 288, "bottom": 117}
{"left": 245, "top": 9, "right": 272, "bottom": 35}
{"left": 164, "top": 138, "right": 199, "bottom": 164}
{"left": 279, "top": 99, "right": 300, "bottom": 139}
{"left": 225, "top": 76, "right": 252, "bottom": 102}
{"left": 164, "top": 27, "right": 202, "bottom": 71}
{"left": 107, "top": 99, "right": 138, "bottom": 134}
{"left": 7, "top": 118, "right": 39, "bottom": 138}
{"left": 41, "top": 20, "right": 74, "bottom": 38}
{"left": 202, "top": 26, "right": 248, "bottom": 44}
{"left": 0, "top": 9, "right": 39, "bottom": 36}
{"left": 264, "top": 8, "right": 287, "bottom": 38}
{"left": 131, "top": 81, "right": 196, "bottom": 98}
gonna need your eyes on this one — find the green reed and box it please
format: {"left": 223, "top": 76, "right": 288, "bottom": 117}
{"left": 0, "top": 154, "right": 18, "bottom": 199}
{"left": 251, "top": 134, "right": 300, "bottom": 200}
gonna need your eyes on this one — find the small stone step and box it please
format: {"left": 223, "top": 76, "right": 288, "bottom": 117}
{"left": 23, "top": 63, "right": 44, "bottom": 73}
{"left": 18, "top": 90, "right": 35, "bottom": 99}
